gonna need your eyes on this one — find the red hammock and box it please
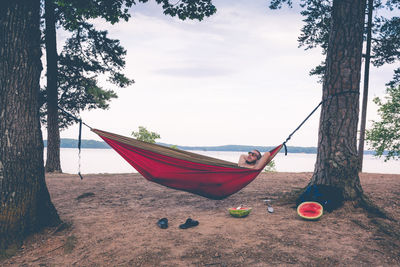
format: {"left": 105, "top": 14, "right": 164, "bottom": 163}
{"left": 93, "top": 129, "right": 283, "bottom": 199}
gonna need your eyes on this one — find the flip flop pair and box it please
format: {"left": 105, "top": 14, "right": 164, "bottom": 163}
{"left": 157, "top": 217, "right": 199, "bottom": 229}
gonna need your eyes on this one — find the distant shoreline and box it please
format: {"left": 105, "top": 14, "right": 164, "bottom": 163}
{"left": 44, "top": 138, "right": 377, "bottom": 155}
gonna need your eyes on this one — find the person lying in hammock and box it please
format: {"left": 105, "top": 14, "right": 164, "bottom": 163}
{"left": 238, "top": 150, "right": 271, "bottom": 169}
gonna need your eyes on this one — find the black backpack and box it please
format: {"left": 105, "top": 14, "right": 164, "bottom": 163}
{"left": 296, "top": 184, "right": 344, "bottom": 212}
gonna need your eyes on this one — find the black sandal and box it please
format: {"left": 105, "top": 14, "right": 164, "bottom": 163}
{"left": 157, "top": 218, "right": 168, "bottom": 229}
{"left": 179, "top": 218, "right": 199, "bottom": 229}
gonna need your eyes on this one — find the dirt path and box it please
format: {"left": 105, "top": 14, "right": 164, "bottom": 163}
{"left": 3, "top": 172, "right": 400, "bottom": 266}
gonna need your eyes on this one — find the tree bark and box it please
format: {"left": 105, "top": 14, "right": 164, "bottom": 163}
{"left": 0, "top": 0, "right": 60, "bottom": 250}
{"left": 310, "top": 0, "right": 366, "bottom": 200}
{"left": 45, "top": 0, "right": 62, "bottom": 173}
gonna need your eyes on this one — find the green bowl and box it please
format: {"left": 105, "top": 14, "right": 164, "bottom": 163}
{"left": 228, "top": 207, "right": 252, "bottom": 218}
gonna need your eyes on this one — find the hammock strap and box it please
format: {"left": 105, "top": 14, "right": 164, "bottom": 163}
{"left": 78, "top": 120, "right": 83, "bottom": 179}
{"left": 57, "top": 106, "right": 92, "bottom": 179}
{"left": 282, "top": 90, "right": 359, "bottom": 155}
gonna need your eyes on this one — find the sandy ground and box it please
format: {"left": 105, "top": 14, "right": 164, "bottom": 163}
{"left": 3, "top": 172, "right": 400, "bottom": 266}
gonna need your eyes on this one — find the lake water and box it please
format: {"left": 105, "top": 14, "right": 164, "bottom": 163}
{"left": 45, "top": 148, "right": 399, "bottom": 175}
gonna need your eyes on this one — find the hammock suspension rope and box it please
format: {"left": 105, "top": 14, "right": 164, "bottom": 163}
{"left": 281, "top": 90, "right": 359, "bottom": 155}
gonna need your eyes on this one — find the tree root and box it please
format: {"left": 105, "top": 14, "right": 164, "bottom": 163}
{"left": 275, "top": 186, "right": 395, "bottom": 222}
{"left": 355, "top": 194, "right": 395, "bottom": 221}
{"left": 359, "top": 196, "right": 400, "bottom": 247}
{"left": 370, "top": 218, "right": 400, "bottom": 240}
{"left": 275, "top": 186, "right": 399, "bottom": 243}
{"left": 51, "top": 221, "right": 72, "bottom": 235}
{"left": 275, "top": 187, "right": 305, "bottom": 206}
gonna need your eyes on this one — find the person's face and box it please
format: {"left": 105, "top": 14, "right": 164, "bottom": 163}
{"left": 247, "top": 151, "right": 260, "bottom": 163}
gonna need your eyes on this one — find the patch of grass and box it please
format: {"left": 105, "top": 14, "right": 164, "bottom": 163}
{"left": 263, "top": 160, "right": 277, "bottom": 173}
{"left": 64, "top": 235, "right": 77, "bottom": 254}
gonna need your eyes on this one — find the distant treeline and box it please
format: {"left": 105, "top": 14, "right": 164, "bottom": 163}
{"left": 163, "top": 144, "right": 318, "bottom": 154}
{"left": 44, "top": 138, "right": 109, "bottom": 149}
{"left": 46, "top": 139, "right": 377, "bottom": 155}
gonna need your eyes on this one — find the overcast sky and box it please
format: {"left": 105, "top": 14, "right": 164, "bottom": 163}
{"left": 52, "top": 0, "right": 395, "bottom": 147}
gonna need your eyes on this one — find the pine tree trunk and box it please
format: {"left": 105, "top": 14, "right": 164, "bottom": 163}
{"left": 358, "top": 0, "right": 373, "bottom": 172}
{"left": 310, "top": 0, "right": 366, "bottom": 200}
{"left": 0, "top": 0, "right": 60, "bottom": 250}
{"left": 45, "top": 0, "right": 62, "bottom": 173}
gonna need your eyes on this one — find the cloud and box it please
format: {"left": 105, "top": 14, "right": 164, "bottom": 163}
{"left": 153, "top": 66, "right": 235, "bottom": 78}
{"left": 56, "top": 0, "right": 395, "bottom": 148}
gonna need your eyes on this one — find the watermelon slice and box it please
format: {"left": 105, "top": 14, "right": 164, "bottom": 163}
{"left": 228, "top": 207, "right": 252, "bottom": 218}
{"left": 297, "top": 201, "right": 323, "bottom": 220}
